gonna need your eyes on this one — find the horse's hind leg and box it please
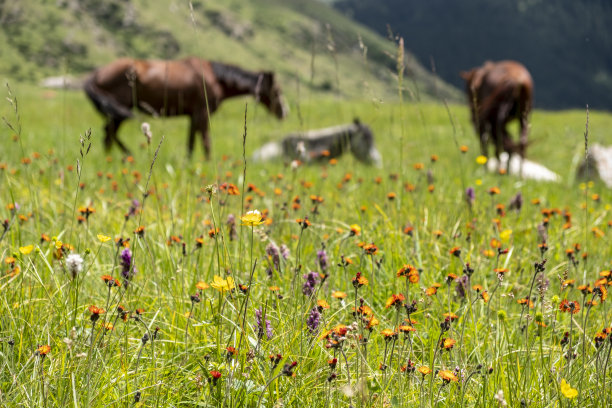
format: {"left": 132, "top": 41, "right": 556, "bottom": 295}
{"left": 193, "top": 114, "right": 211, "bottom": 160}
{"left": 519, "top": 113, "right": 529, "bottom": 159}
{"left": 188, "top": 116, "right": 197, "bottom": 157}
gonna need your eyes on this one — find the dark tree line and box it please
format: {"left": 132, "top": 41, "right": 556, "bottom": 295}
{"left": 335, "top": 0, "right": 612, "bottom": 110}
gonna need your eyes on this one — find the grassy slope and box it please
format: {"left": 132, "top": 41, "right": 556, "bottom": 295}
{"left": 0, "top": 0, "right": 458, "bottom": 102}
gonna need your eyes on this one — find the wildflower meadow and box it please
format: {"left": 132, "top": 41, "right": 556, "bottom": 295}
{"left": 0, "top": 81, "right": 611, "bottom": 408}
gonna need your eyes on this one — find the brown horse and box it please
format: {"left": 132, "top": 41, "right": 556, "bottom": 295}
{"left": 84, "top": 57, "right": 288, "bottom": 158}
{"left": 460, "top": 60, "right": 533, "bottom": 164}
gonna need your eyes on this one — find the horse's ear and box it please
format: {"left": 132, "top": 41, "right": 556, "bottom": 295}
{"left": 460, "top": 70, "right": 474, "bottom": 82}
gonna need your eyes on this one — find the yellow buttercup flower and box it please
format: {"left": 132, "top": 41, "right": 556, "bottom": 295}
{"left": 97, "top": 234, "right": 112, "bottom": 243}
{"left": 476, "top": 155, "right": 488, "bottom": 165}
{"left": 210, "top": 275, "right": 236, "bottom": 292}
{"left": 19, "top": 245, "right": 34, "bottom": 255}
{"left": 500, "top": 229, "right": 512, "bottom": 242}
{"left": 241, "top": 210, "right": 264, "bottom": 227}
{"left": 560, "top": 379, "right": 577, "bottom": 399}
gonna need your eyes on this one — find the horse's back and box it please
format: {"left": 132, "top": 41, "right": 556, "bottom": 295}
{"left": 485, "top": 61, "right": 533, "bottom": 90}
{"left": 476, "top": 61, "right": 533, "bottom": 117}
{"left": 92, "top": 58, "right": 137, "bottom": 88}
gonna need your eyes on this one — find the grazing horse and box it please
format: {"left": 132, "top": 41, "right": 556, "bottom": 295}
{"left": 460, "top": 60, "right": 533, "bottom": 164}
{"left": 252, "top": 119, "right": 382, "bottom": 166}
{"left": 84, "top": 57, "right": 288, "bottom": 158}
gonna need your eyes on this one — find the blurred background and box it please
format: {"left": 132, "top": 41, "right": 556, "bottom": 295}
{"left": 0, "top": 0, "right": 610, "bottom": 109}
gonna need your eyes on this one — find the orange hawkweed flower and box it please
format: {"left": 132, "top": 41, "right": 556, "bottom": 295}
{"left": 101, "top": 275, "right": 121, "bottom": 288}
{"left": 333, "top": 325, "right": 348, "bottom": 336}
{"left": 481, "top": 291, "right": 490, "bottom": 303}
{"left": 399, "top": 325, "right": 417, "bottom": 333}
{"left": 418, "top": 366, "right": 432, "bottom": 376}
{"left": 296, "top": 218, "right": 311, "bottom": 229}
{"left": 446, "top": 273, "right": 458, "bottom": 284}
{"left": 449, "top": 247, "right": 461, "bottom": 257}
{"left": 89, "top": 305, "right": 105, "bottom": 322}
{"left": 559, "top": 300, "right": 580, "bottom": 314}
{"left": 442, "top": 313, "right": 459, "bottom": 321}
{"left": 441, "top": 338, "right": 456, "bottom": 350}
{"left": 494, "top": 268, "right": 508, "bottom": 277}
{"left": 488, "top": 187, "right": 500, "bottom": 195}
{"left": 196, "top": 281, "right": 210, "bottom": 290}
{"left": 332, "top": 290, "right": 347, "bottom": 299}
{"left": 354, "top": 305, "right": 373, "bottom": 316}
{"left": 352, "top": 272, "right": 369, "bottom": 288}
{"left": 397, "top": 264, "right": 416, "bottom": 278}
{"left": 367, "top": 316, "right": 380, "bottom": 330}
{"left": 517, "top": 298, "right": 534, "bottom": 308}
{"left": 425, "top": 286, "right": 438, "bottom": 296}
{"left": 363, "top": 243, "right": 378, "bottom": 255}
{"left": 594, "top": 285, "right": 607, "bottom": 301}
{"left": 385, "top": 294, "right": 406, "bottom": 308}
{"left": 482, "top": 249, "right": 495, "bottom": 258}
{"left": 562, "top": 279, "right": 575, "bottom": 289}
{"left": 37, "top": 345, "right": 51, "bottom": 356}
{"left": 317, "top": 299, "right": 330, "bottom": 310}
{"left": 89, "top": 305, "right": 105, "bottom": 315}
{"left": 472, "top": 284, "right": 483, "bottom": 292}
{"left": 438, "top": 370, "right": 459, "bottom": 383}
{"left": 381, "top": 329, "right": 398, "bottom": 340}
{"left": 227, "top": 184, "right": 240, "bottom": 195}
{"left": 210, "top": 370, "right": 222, "bottom": 385}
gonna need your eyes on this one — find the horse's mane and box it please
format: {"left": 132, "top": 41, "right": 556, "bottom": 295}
{"left": 210, "top": 62, "right": 260, "bottom": 92}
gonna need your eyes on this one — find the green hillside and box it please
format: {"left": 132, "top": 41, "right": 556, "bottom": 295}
{"left": 0, "top": 0, "right": 459, "bottom": 101}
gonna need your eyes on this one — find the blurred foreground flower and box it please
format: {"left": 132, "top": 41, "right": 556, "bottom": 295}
{"left": 19, "top": 245, "right": 34, "bottom": 255}
{"left": 241, "top": 210, "right": 263, "bottom": 226}
{"left": 211, "top": 275, "right": 235, "bottom": 292}
{"left": 97, "top": 234, "right": 111, "bottom": 243}
{"left": 560, "top": 379, "right": 577, "bottom": 399}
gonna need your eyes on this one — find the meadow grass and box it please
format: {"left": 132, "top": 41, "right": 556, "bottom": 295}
{"left": 0, "top": 82, "right": 611, "bottom": 407}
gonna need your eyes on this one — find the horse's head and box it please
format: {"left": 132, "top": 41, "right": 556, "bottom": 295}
{"left": 257, "top": 72, "right": 289, "bottom": 120}
{"left": 349, "top": 119, "right": 382, "bottom": 167}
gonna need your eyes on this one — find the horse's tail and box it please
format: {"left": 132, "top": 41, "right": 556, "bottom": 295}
{"left": 84, "top": 74, "right": 133, "bottom": 119}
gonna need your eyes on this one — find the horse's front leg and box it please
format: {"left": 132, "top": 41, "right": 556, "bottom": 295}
{"left": 189, "top": 113, "right": 210, "bottom": 160}
{"left": 477, "top": 121, "right": 488, "bottom": 158}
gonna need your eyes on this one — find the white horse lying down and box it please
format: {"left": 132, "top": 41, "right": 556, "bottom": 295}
{"left": 252, "top": 119, "right": 382, "bottom": 166}
{"left": 487, "top": 152, "right": 561, "bottom": 182}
